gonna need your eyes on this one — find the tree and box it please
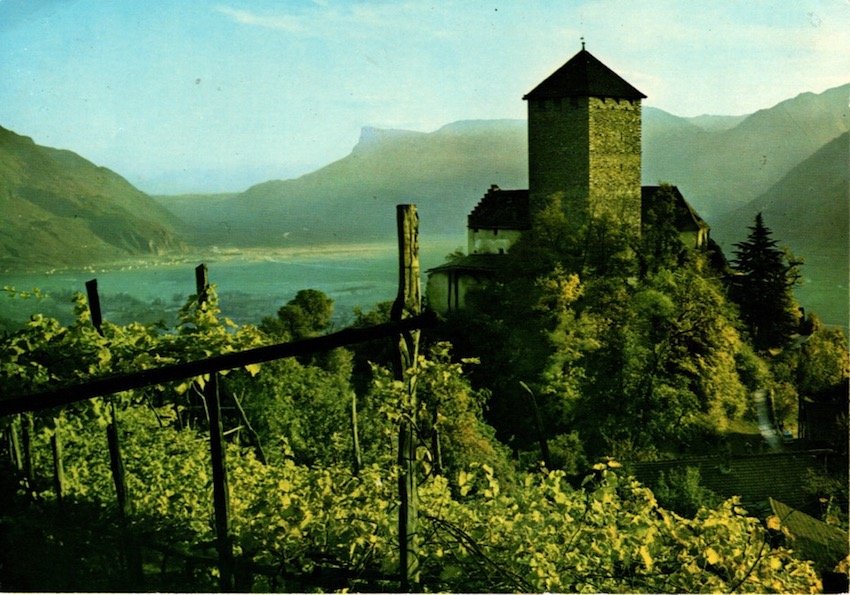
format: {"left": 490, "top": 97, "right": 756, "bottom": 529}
{"left": 730, "top": 213, "right": 800, "bottom": 350}
{"left": 260, "top": 289, "right": 334, "bottom": 341}
{"left": 639, "top": 183, "right": 688, "bottom": 276}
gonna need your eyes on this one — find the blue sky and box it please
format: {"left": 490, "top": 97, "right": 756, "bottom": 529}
{"left": 1, "top": 0, "right": 848, "bottom": 194}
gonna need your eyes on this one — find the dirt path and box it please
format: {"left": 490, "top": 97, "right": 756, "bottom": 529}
{"left": 753, "top": 389, "right": 782, "bottom": 452}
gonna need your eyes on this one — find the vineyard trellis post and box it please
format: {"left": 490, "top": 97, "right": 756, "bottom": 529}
{"left": 50, "top": 429, "right": 66, "bottom": 506}
{"left": 21, "top": 411, "right": 34, "bottom": 495}
{"left": 87, "top": 278, "right": 144, "bottom": 587}
{"left": 7, "top": 415, "right": 23, "bottom": 471}
{"left": 392, "top": 204, "right": 421, "bottom": 592}
{"left": 196, "top": 264, "right": 235, "bottom": 592}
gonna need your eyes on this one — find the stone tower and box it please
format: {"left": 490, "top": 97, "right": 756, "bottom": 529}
{"left": 524, "top": 47, "right": 645, "bottom": 233}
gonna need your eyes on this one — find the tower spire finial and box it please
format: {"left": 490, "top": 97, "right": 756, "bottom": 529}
{"left": 581, "top": 36, "right": 585, "bottom": 50}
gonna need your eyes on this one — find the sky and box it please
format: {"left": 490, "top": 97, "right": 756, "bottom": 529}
{"left": 1, "top": 0, "right": 848, "bottom": 195}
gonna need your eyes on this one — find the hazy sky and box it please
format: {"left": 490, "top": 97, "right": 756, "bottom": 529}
{"left": 1, "top": 0, "right": 848, "bottom": 194}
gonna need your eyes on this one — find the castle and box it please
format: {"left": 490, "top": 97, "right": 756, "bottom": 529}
{"left": 427, "top": 46, "right": 709, "bottom": 313}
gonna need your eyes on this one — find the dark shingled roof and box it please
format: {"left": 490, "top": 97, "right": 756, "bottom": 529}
{"left": 630, "top": 451, "right": 832, "bottom": 514}
{"left": 523, "top": 48, "right": 646, "bottom": 101}
{"left": 427, "top": 253, "right": 505, "bottom": 274}
{"left": 465, "top": 184, "right": 707, "bottom": 236}
{"left": 770, "top": 498, "right": 849, "bottom": 571}
{"left": 468, "top": 185, "right": 531, "bottom": 230}
{"left": 641, "top": 185, "right": 709, "bottom": 233}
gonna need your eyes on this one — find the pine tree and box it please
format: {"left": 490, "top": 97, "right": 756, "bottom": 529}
{"left": 730, "top": 213, "right": 799, "bottom": 350}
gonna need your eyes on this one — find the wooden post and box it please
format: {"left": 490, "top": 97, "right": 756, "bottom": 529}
{"left": 21, "top": 412, "right": 34, "bottom": 496}
{"left": 50, "top": 429, "right": 66, "bottom": 506}
{"left": 431, "top": 405, "right": 443, "bottom": 477}
{"left": 87, "top": 279, "right": 144, "bottom": 586}
{"left": 207, "top": 373, "right": 234, "bottom": 592}
{"left": 85, "top": 279, "right": 103, "bottom": 334}
{"left": 351, "top": 392, "right": 362, "bottom": 476}
{"left": 107, "top": 402, "right": 129, "bottom": 516}
{"left": 196, "top": 264, "right": 234, "bottom": 592}
{"left": 391, "top": 204, "right": 421, "bottom": 591}
{"left": 9, "top": 416, "right": 23, "bottom": 471}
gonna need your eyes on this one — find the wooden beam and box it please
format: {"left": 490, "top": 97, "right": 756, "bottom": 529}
{"left": 0, "top": 311, "right": 437, "bottom": 418}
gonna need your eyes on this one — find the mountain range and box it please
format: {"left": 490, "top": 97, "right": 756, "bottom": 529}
{"left": 0, "top": 126, "right": 184, "bottom": 271}
{"left": 1, "top": 85, "right": 847, "bottom": 324}
{"left": 154, "top": 84, "right": 848, "bottom": 250}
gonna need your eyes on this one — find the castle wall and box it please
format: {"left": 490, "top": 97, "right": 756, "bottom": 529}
{"left": 426, "top": 271, "right": 452, "bottom": 313}
{"left": 528, "top": 96, "right": 642, "bottom": 234}
{"left": 588, "top": 97, "right": 642, "bottom": 233}
{"left": 527, "top": 97, "right": 590, "bottom": 221}
{"left": 426, "top": 269, "right": 486, "bottom": 314}
{"left": 468, "top": 228, "right": 524, "bottom": 254}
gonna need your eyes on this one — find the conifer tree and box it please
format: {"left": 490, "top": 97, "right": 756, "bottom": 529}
{"left": 730, "top": 213, "right": 799, "bottom": 350}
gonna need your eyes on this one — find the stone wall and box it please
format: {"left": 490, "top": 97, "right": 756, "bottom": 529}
{"left": 527, "top": 96, "right": 642, "bottom": 234}
{"left": 468, "top": 228, "right": 524, "bottom": 255}
{"left": 528, "top": 97, "right": 590, "bottom": 221}
{"left": 588, "top": 97, "right": 642, "bottom": 234}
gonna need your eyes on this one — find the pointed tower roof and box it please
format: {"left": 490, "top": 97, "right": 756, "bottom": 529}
{"left": 523, "top": 48, "right": 646, "bottom": 101}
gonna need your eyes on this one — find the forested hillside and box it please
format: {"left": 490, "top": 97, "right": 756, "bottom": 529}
{"left": 0, "top": 126, "right": 185, "bottom": 271}
{"left": 1, "top": 192, "right": 846, "bottom": 591}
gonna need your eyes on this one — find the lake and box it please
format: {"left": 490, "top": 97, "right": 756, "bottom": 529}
{"left": 2, "top": 236, "right": 846, "bottom": 331}
{"left": 1, "top": 237, "right": 466, "bottom": 329}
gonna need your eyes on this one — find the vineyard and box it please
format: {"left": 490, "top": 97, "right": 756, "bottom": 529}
{"left": 0, "top": 207, "right": 827, "bottom": 592}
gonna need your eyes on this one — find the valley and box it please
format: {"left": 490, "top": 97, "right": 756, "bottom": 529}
{"left": 2, "top": 85, "right": 847, "bottom": 329}
{"left": 0, "top": 236, "right": 465, "bottom": 330}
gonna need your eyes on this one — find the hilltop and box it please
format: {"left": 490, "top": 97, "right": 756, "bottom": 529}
{"left": 156, "top": 120, "right": 528, "bottom": 246}
{"left": 0, "top": 126, "right": 185, "bottom": 271}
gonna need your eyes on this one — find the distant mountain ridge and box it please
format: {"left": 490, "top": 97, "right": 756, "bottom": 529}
{"left": 4, "top": 82, "right": 847, "bottom": 291}
{"left": 713, "top": 131, "right": 849, "bottom": 253}
{"left": 713, "top": 132, "right": 849, "bottom": 326}
{"left": 156, "top": 84, "right": 849, "bottom": 249}
{"left": 160, "top": 119, "right": 529, "bottom": 244}
{"left": 0, "top": 126, "right": 185, "bottom": 271}
{"left": 643, "top": 84, "right": 850, "bottom": 217}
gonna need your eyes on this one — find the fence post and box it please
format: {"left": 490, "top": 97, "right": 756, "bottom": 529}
{"left": 87, "top": 278, "right": 145, "bottom": 586}
{"left": 391, "top": 204, "right": 421, "bottom": 591}
{"left": 196, "top": 264, "right": 234, "bottom": 592}
{"left": 50, "top": 428, "right": 66, "bottom": 506}
{"left": 85, "top": 279, "right": 104, "bottom": 334}
{"left": 8, "top": 416, "right": 23, "bottom": 471}
{"left": 21, "top": 412, "right": 34, "bottom": 496}
{"left": 351, "top": 392, "right": 362, "bottom": 476}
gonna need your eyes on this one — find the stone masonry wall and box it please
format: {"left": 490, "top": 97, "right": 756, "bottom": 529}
{"left": 528, "top": 97, "right": 590, "bottom": 222}
{"left": 528, "top": 96, "right": 642, "bottom": 234}
{"left": 588, "top": 97, "right": 642, "bottom": 234}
